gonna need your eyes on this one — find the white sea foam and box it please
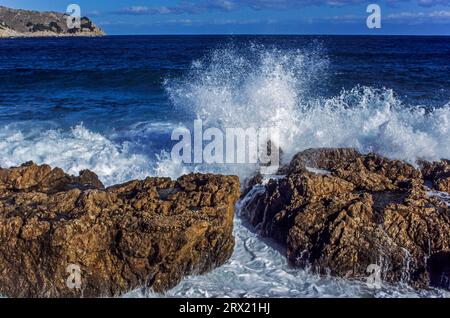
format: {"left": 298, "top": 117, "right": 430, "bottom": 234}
{"left": 166, "top": 45, "right": 450, "bottom": 172}
{"left": 0, "top": 124, "right": 151, "bottom": 186}
{"left": 290, "top": 87, "right": 450, "bottom": 164}
{"left": 152, "top": 45, "right": 450, "bottom": 298}
{"left": 427, "top": 190, "right": 450, "bottom": 206}
{"left": 125, "top": 188, "right": 450, "bottom": 298}
{"left": 2, "top": 46, "right": 448, "bottom": 184}
{"left": 166, "top": 44, "right": 327, "bottom": 161}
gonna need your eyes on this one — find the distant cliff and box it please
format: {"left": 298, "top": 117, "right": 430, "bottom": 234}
{"left": 0, "top": 6, "right": 105, "bottom": 37}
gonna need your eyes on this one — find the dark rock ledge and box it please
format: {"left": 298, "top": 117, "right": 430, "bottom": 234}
{"left": 0, "top": 162, "right": 239, "bottom": 297}
{"left": 241, "top": 148, "right": 450, "bottom": 290}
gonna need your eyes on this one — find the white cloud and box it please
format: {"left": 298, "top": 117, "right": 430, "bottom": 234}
{"left": 388, "top": 10, "right": 450, "bottom": 19}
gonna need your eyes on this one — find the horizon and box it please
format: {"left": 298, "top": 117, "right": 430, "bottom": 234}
{"left": 0, "top": 0, "right": 449, "bottom": 36}
{"left": 33, "top": 33, "right": 450, "bottom": 37}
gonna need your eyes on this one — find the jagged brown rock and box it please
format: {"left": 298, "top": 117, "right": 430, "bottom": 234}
{"left": 0, "top": 162, "right": 239, "bottom": 297}
{"left": 242, "top": 148, "right": 450, "bottom": 290}
{"left": 420, "top": 159, "right": 450, "bottom": 193}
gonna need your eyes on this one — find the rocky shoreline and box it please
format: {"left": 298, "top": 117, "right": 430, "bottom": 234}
{"left": 0, "top": 162, "right": 239, "bottom": 297}
{"left": 241, "top": 148, "right": 450, "bottom": 291}
{"left": 0, "top": 6, "right": 105, "bottom": 38}
{"left": 0, "top": 148, "right": 449, "bottom": 297}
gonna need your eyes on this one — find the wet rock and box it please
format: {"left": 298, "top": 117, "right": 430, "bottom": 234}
{"left": 0, "top": 162, "right": 239, "bottom": 297}
{"left": 242, "top": 148, "right": 450, "bottom": 290}
{"left": 420, "top": 159, "right": 450, "bottom": 193}
{"left": 0, "top": 162, "right": 105, "bottom": 194}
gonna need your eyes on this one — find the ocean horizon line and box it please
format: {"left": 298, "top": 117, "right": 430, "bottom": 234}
{"left": 100, "top": 33, "right": 450, "bottom": 37}
{"left": 2, "top": 33, "right": 450, "bottom": 39}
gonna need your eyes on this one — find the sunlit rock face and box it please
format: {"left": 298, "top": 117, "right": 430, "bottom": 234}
{"left": 241, "top": 148, "right": 450, "bottom": 290}
{"left": 0, "top": 162, "right": 239, "bottom": 297}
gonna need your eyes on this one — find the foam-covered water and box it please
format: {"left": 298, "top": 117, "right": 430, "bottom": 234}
{"left": 125, "top": 186, "right": 450, "bottom": 298}
{"left": 1, "top": 37, "right": 450, "bottom": 297}
{"left": 0, "top": 123, "right": 151, "bottom": 186}
{"left": 427, "top": 190, "right": 450, "bottom": 207}
{"left": 167, "top": 45, "right": 450, "bottom": 166}
{"left": 291, "top": 87, "right": 450, "bottom": 164}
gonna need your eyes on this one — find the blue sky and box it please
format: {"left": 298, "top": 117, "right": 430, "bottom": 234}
{"left": 1, "top": 0, "right": 449, "bottom": 35}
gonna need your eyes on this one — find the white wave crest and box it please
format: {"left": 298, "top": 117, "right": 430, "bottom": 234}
{"left": 165, "top": 44, "right": 450, "bottom": 171}
{"left": 291, "top": 86, "right": 450, "bottom": 163}
{"left": 166, "top": 44, "right": 328, "bottom": 156}
{"left": 0, "top": 124, "right": 151, "bottom": 186}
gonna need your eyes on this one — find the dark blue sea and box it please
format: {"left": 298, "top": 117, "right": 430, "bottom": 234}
{"left": 1, "top": 35, "right": 450, "bottom": 297}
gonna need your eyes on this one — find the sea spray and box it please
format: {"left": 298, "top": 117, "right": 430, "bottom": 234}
{"left": 2, "top": 45, "right": 450, "bottom": 183}
{"left": 0, "top": 124, "right": 150, "bottom": 186}
{"left": 165, "top": 44, "right": 450, "bottom": 171}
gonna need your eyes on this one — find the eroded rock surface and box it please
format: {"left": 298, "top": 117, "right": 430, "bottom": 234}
{"left": 420, "top": 159, "right": 450, "bottom": 194}
{"left": 242, "top": 148, "right": 450, "bottom": 290}
{"left": 0, "top": 162, "right": 239, "bottom": 297}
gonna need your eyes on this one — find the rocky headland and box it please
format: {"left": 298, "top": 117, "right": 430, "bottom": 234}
{"left": 241, "top": 148, "right": 450, "bottom": 290}
{"left": 0, "top": 162, "right": 239, "bottom": 297}
{"left": 0, "top": 6, "right": 104, "bottom": 38}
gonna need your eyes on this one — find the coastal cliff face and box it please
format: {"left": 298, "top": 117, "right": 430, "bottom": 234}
{"left": 0, "top": 163, "right": 239, "bottom": 297}
{"left": 0, "top": 6, "right": 104, "bottom": 37}
{"left": 241, "top": 148, "right": 450, "bottom": 290}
